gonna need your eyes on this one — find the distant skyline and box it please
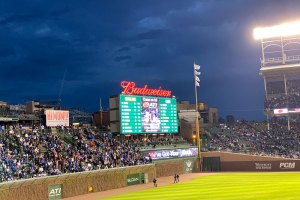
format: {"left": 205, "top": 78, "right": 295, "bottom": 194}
{"left": 1, "top": 0, "right": 300, "bottom": 120}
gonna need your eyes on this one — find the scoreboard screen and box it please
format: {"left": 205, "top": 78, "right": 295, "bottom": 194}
{"left": 120, "top": 94, "right": 178, "bottom": 134}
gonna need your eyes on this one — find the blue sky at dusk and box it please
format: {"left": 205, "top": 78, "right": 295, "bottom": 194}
{"left": 1, "top": 0, "right": 300, "bottom": 119}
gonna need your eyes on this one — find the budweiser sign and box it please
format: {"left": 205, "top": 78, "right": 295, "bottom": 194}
{"left": 121, "top": 81, "right": 172, "bottom": 97}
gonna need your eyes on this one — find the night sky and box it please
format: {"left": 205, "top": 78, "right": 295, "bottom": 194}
{"left": 1, "top": 0, "right": 300, "bottom": 120}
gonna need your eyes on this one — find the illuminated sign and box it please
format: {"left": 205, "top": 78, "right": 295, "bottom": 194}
{"left": 121, "top": 81, "right": 172, "bottom": 97}
{"left": 289, "top": 108, "right": 300, "bottom": 113}
{"left": 120, "top": 94, "right": 178, "bottom": 134}
{"left": 145, "top": 148, "right": 198, "bottom": 160}
{"left": 274, "top": 108, "right": 300, "bottom": 115}
{"left": 274, "top": 108, "right": 288, "bottom": 114}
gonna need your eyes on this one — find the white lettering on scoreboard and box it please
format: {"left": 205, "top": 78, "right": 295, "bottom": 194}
{"left": 45, "top": 110, "right": 69, "bottom": 127}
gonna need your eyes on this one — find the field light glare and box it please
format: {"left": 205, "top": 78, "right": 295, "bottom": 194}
{"left": 253, "top": 20, "right": 300, "bottom": 40}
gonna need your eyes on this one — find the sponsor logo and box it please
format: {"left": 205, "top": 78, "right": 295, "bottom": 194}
{"left": 127, "top": 173, "right": 142, "bottom": 186}
{"left": 184, "top": 160, "right": 193, "bottom": 172}
{"left": 121, "top": 81, "right": 172, "bottom": 97}
{"left": 274, "top": 108, "right": 288, "bottom": 114}
{"left": 255, "top": 163, "right": 272, "bottom": 170}
{"left": 49, "top": 188, "right": 61, "bottom": 197}
{"left": 45, "top": 110, "right": 69, "bottom": 127}
{"left": 280, "top": 162, "right": 295, "bottom": 169}
{"left": 185, "top": 160, "right": 192, "bottom": 168}
{"left": 127, "top": 177, "right": 139, "bottom": 183}
{"left": 48, "top": 184, "right": 62, "bottom": 199}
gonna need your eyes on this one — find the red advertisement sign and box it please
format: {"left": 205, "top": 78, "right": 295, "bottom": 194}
{"left": 121, "top": 81, "right": 172, "bottom": 97}
{"left": 45, "top": 110, "right": 69, "bottom": 127}
{"left": 273, "top": 108, "right": 288, "bottom": 114}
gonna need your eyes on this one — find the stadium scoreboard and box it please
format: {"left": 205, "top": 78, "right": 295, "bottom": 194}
{"left": 120, "top": 94, "right": 178, "bottom": 134}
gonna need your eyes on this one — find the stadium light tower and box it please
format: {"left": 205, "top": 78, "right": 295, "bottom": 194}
{"left": 253, "top": 20, "right": 300, "bottom": 40}
{"left": 253, "top": 20, "right": 300, "bottom": 131}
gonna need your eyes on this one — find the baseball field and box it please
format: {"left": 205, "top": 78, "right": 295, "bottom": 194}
{"left": 103, "top": 172, "right": 300, "bottom": 200}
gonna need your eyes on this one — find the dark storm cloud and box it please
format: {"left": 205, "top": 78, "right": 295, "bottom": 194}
{"left": 0, "top": 13, "right": 39, "bottom": 26}
{"left": 132, "top": 43, "right": 146, "bottom": 49}
{"left": 136, "top": 29, "right": 166, "bottom": 40}
{"left": 114, "top": 55, "right": 132, "bottom": 62}
{"left": 1, "top": 0, "right": 300, "bottom": 119}
{"left": 0, "top": 6, "right": 70, "bottom": 27}
{"left": 116, "top": 46, "right": 131, "bottom": 52}
{"left": 0, "top": 44, "right": 15, "bottom": 58}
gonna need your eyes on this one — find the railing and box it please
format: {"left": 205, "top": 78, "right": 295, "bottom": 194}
{"left": 262, "top": 55, "right": 300, "bottom": 66}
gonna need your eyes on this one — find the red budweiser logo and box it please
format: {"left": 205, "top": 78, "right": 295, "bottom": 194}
{"left": 121, "top": 81, "right": 172, "bottom": 97}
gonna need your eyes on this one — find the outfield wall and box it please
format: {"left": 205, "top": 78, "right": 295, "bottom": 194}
{"left": 155, "top": 158, "right": 196, "bottom": 177}
{"left": 202, "top": 152, "right": 300, "bottom": 172}
{"left": 0, "top": 164, "right": 156, "bottom": 200}
{"left": 0, "top": 158, "right": 196, "bottom": 200}
{"left": 2, "top": 151, "right": 299, "bottom": 200}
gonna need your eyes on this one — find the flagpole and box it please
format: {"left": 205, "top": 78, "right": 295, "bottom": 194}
{"left": 100, "top": 97, "right": 103, "bottom": 127}
{"left": 193, "top": 62, "right": 202, "bottom": 172}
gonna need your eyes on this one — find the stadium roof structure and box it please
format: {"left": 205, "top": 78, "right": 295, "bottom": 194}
{"left": 259, "top": 63, "right": 300, "bottom": 78}
{"left": 253, "top": 20, "right": 300, "bottom": 78}
{"left": 258, "top": 34, "right": 300, "bottom": 78}
{"left": 254, "top": 20, "right": 300, "bottom": 131}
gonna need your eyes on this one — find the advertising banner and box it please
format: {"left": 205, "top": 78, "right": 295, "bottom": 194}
{"left": 48, "top": 184, "right": 62, "bottom": 200}
{"left": 145, "top": 148, "right": 198, "bottom": 160}
{"left": 0, "top": 117, "right": 18, "bottom": 122}
{"left": 45, "top": 110, "right": 69, "bottom": 127}
{"left": 127, "top": 173, "right": 144, "bottom": 186}
{"left": 289, "top": 108, "right": 300, "bottom": 113}
{"left": 274, "top": 108, "right": 288, "bottom": 114}
{"left": 221, "top": 161, "right": 300, "bottom": 172}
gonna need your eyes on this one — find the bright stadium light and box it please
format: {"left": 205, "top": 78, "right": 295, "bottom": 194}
{"left": 253, "top": 20, "right": 300, "bottom": 40}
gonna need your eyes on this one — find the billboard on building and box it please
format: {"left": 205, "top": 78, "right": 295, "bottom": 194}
{"left": 45, "top": 110, "right": 69, "bottom": 127}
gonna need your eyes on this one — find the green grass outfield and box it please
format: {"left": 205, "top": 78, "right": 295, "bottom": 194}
{"left": 104, "top": 172, "right": 300, "bottom": 200}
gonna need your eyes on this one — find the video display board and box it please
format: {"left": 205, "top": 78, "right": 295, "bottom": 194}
{"left": 120, "top": 94, "right": 178, "bottom": 134}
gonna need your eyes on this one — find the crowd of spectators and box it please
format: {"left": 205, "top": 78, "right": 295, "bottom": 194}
{"left": 0, "top": 126, "right": 152, "bottom": 182}
{"left": 204, "top": 119, "right": 300, "bottom": 159}
{"left": 1, "top": 118, "right": 299, "bottom": 182}
{"left": 266, "top": 81, "right": 285, "bottom": 95}
{"left": 265, "top": 79, "right": 300, "bottom": 109}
